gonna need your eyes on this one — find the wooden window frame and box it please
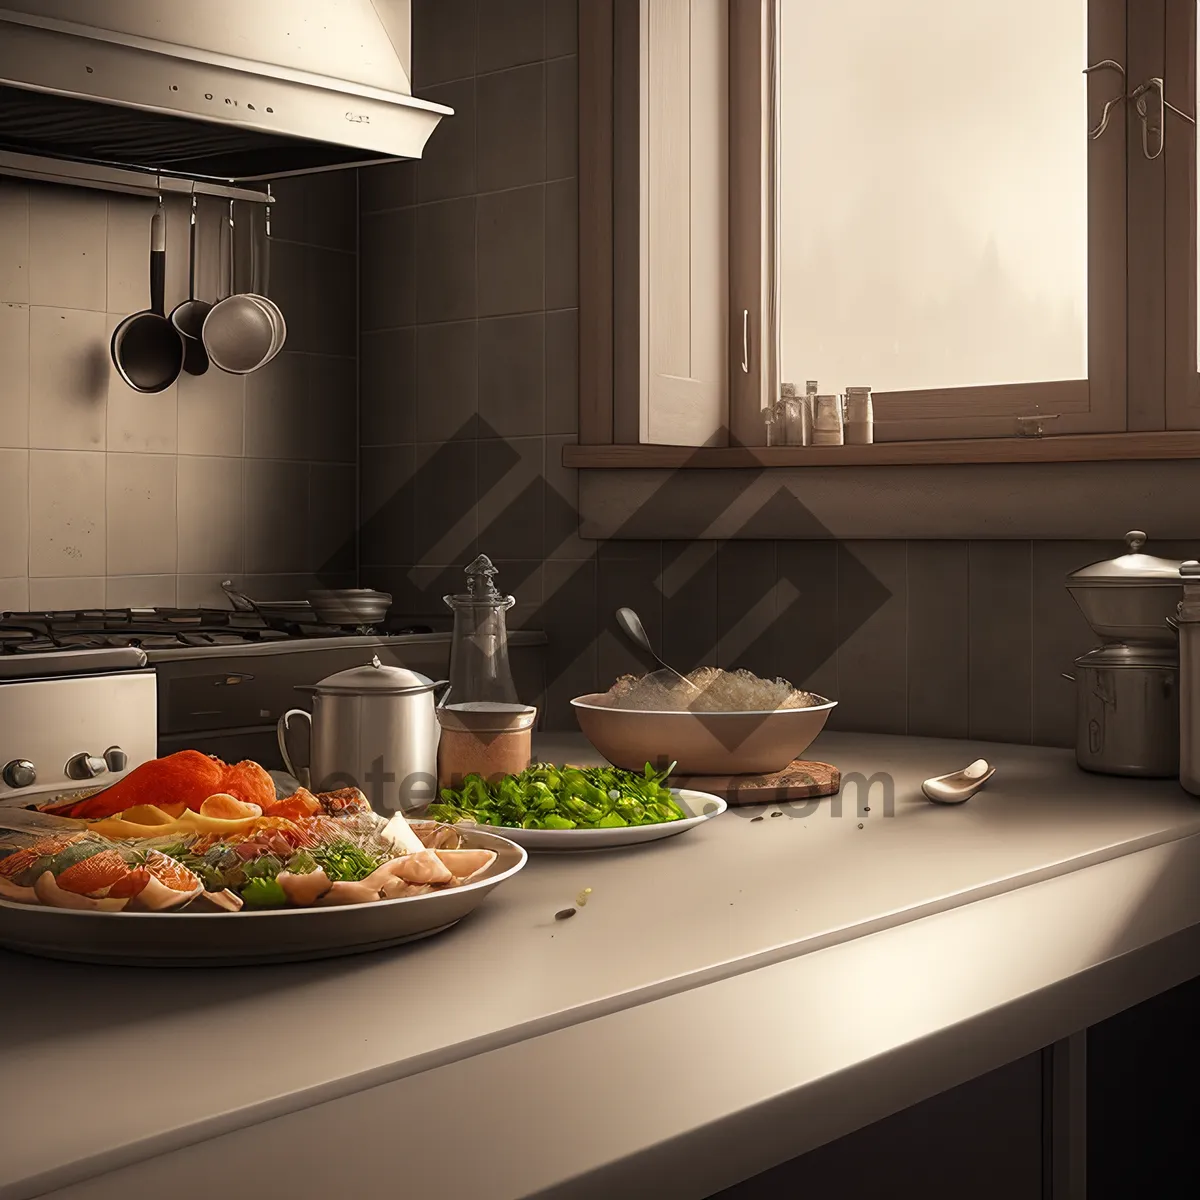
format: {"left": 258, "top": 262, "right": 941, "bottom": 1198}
{"left": 578, "top": 0, "right": 1200, "bottom": 464}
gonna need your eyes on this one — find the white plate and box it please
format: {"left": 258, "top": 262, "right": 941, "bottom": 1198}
{"left": 454, "top": 788, "right": 727, "bottom": 851}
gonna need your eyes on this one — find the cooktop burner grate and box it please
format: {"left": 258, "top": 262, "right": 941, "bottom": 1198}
{"left": 0, "top": 608, "right": 435, "bottom": 653}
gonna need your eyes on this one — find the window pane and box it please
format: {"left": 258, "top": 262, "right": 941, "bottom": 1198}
{"left": 778, "top": 0, "right": 1088, "bottom": 394}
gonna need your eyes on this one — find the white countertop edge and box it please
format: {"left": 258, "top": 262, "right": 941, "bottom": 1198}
{"left": 31, "top": 831, "right": 1200, "bottom": 1200}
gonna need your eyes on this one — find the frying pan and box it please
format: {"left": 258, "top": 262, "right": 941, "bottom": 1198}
{"left": 221, "top": 580, "right": 314, "bottom": 627}
{"left": 221, "top": 581, "right": 392, "bottom": 628}
{"left": 169, "top": 193, "right": 212, "bottom": 376}
{"left": 203, "top": 201, "right": 276, "bottom": 375}
{"left": 110, "top": 204, "right": 185, "bottom": 393}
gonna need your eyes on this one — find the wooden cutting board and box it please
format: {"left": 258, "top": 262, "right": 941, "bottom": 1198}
{"left": 673, "top": 760, "right": 841, "bottom": 806}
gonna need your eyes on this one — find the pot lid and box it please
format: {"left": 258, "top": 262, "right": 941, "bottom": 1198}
{"left": 306, "top": 655, "right": 438, "bottom": 696}
{"left": 1066, "top": 531, "right": 1185, "bottom": 586}
{"left": 1074, "top": 643, "right": 1179, "bottom": 668}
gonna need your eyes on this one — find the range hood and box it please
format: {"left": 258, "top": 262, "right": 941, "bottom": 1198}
{"left": 0, "top": 0, "right": 450, "bottom": 183}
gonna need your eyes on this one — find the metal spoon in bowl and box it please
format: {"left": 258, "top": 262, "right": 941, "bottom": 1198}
{"left": 614, "top": 607, "right": 699, "bottom": 691}
{"left": 922, "top": 758, "right": 995, "bottom": 805}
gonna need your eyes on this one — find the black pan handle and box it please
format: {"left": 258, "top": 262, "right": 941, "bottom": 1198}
{"left": 150, "top": 204, "right": 166, "bottom": 316}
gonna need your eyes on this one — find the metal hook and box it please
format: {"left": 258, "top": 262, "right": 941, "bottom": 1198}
{"left": 1129, "top": 77, "right": 1195, "bottom": 160}
{"left": 1084, "top": 59, "right": 1126, "bottom": 141}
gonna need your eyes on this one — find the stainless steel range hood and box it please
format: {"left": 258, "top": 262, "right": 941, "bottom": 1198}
{"left": 0, "top": 0, "right": 450, "bottom": 183}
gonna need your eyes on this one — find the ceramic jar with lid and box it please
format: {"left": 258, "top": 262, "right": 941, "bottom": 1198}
{"left": 1065, "top": 531, "right": 1184, "bottom": 645}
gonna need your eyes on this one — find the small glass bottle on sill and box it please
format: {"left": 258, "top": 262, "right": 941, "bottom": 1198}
{"left": 812, "top": 394, "right": 844, "bottom": 445}
{"left": 844, "top": 386, "right": 874, "bottom": 444}
{"left": 781, "top": 382, "right": 811, "bottom": 445}
{"left": 764, "top": 396, "right": 786, "bottom": 446}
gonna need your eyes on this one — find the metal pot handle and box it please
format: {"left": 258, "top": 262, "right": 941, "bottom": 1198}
{"left": 433, "top": 680, "right": 452, "bottom": 708}
{"left": 1061, "top": 672, "right": 1076, "bottom": 683}
{"left": 277, "top": 708, "right": 311, "bottom": 782}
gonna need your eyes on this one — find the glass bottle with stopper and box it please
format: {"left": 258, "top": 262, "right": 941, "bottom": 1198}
{"left": 439, "top": 555, "right": 536, "bottom": 785}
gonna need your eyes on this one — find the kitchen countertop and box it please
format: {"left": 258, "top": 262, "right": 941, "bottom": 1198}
{"left": 6, "top": 732, "right": 1200, "bottom": 1200}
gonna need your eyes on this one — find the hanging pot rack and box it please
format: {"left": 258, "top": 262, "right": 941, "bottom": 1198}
{"left": 0, "top": 148, "right": 273, "bottom": 203}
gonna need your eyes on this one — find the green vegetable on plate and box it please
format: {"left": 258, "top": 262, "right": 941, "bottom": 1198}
{"left": 426, "top": 761, "right": 686, "bottom": 831}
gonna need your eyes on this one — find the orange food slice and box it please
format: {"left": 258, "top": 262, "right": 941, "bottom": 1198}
{"left": 136, "top": 850, "right": 204, "bottom": 911}
{"left": 54, "top": 849, "right": 131, "bottom": 896}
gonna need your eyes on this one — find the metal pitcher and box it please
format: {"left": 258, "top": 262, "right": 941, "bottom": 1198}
{"left": 277, "top": 655, "right": 448, "bottom": 815}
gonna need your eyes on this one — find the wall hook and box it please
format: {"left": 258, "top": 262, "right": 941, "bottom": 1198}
{"left": 1083, "top": 59, "right": 1126, "bottom": 141}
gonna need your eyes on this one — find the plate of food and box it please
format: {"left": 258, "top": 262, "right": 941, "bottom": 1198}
{"left": 0, "top": 751, "right": 526, "bottom": 966}
{"left": 423, "top": 761, "right": 727, "bottom": 850}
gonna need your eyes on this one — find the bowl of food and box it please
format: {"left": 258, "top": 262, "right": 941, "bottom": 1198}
{"left": 571, "top": 667, "right": 837, "bottom": 776}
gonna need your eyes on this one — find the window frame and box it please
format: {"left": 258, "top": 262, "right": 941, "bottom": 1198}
{"left": 578, "top": 0, "right": 1200, "bottom": 458}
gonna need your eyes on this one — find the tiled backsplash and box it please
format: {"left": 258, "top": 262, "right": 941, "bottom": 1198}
{"left": 0, "top": 172, "right": 358, "bottom": 612}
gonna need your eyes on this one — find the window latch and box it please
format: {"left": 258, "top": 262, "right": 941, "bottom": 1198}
{"left": 1016, "top": 414, "right": 1060, "bottom": 438}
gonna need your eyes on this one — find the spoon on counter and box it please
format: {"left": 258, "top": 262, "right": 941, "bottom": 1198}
{"left": 614, "top": 607, "right": 699, "bottom": 691}
{"left": 922, "top": 758, "right": 995, "bottom": 805}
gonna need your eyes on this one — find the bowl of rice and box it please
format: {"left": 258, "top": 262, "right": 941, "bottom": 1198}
{"left": 571, "top": 667, "right": 837, "bottom": 776}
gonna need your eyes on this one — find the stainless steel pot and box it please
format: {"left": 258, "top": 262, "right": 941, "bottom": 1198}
{"left": 277, "top": 655, "right": 449, "bottom": 814}
{"left": 308, "top": 588, "right": 392, "bottom": 627}
{"left": 1066, "top": 531, "right": 1184, "bottom": 645}
{"left": 1063, "top": 643, "right": 1179, "bottom": 777}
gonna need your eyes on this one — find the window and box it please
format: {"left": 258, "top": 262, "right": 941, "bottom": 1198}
{"left": 579, "top": 0, "right": 1200, "bottom": 455}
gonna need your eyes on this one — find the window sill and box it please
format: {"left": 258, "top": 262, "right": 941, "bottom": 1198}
{"left": 570, "top": 434, "right": 1200, "bottom": 540}
{"left": 564, "top": 431, "right": 1200, "bottom": 469}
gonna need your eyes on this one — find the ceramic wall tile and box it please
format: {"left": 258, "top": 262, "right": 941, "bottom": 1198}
{"left": 306, "top": 356, "right": 358, "bottom": 463}
{"left": 477, "top": 314, "right": 545, "bottom": 437}
{"left": 244, "top": 458, "right": 310, "bottom": 574}
{"left": 544, "top": 308, "right": 578, "bottom": 435}
{"left": 661, "top": 540, "right": 720, "bottom": 673}
{"left": 545, "top": 0, "right": 578, "bottom": 58}
{"left": 773, "top": 541, "right": 839, "bottom": 701}
{"left": 27, "top": 185, "right": 107, "bottom": 311}
{"left": 177, "top": 455, "right": 244, "bottom": 575}
{"left": 28, "top": 308, "right": 108, "bottom": 450}
{"left": 544, "top": 434, "right": 591, "bottom": 560}
{"left": 106, "top": 453, "right": 178, "bottom": 576}
{"left": 477, "top": 185, "right": 544, "bottom": 316}
{"left": 106, "top": 316, "right": 178, "bottom": 454}
{"left": 309, "top": 463, "right": 358, "bottom": 576}
{"left": 477, "top": 0, "right": 545, "bottom": 73}
{"left": 546, "top": 55, "right": 578, "bottom": 180}
{"left": 360, "top": 444, "right": 416, "bottom": 567}
{"left": 105, "top": 194, "right": 157, "bottom": 315}
{"left": 412, "top": 0, "right": 477, "bottom": 88}
{"left": 177, "top": 367, "right": 244, "bottom": 457}
{"left": 417, "top": 320, "right": 478, "bottom": 442}
{"left": 106, "top": 575, "right": 177, "bottom": 608}
{"left": 244, "top": 351, "right": 307, "bottom": 461}
{"left": 478, "top": 435, "right": 544, "bottom": 560}
{"left": 416, "top": 197, "right": 478, "bottom": 323}
{"left": 418, "top": 78, "right": 478, "bottom": 203}
{"left": 0, "top": 449, "right": 29, "bottom": 577}
{"left": 0, "top": 182, "right": 29, "bottom": 304}
{"left": 28, "top": 449, "right": 106, "bottom": 578}
{"left": 177, "top": 573, "right": 244, "bottom": 609}
{"left": 477, "top": 64, "right": 546, "bottom": 192}
{"left": 28, "top": 577, "right": 106, "bottom": 609}
{"left": 0, "top": 302, "right": 29, "bottom": 448}
{"left": 0, "top": 577, "right": 29, "bottom": 612}
{"left": 414, "top": 440, "right": 477, "bottom": 564}
{"left": 360, "top": 207, "right": 417, "bottom": 330}
{"left": 361, "top": 327, "right": 416, "bottom": 446}
{"left": 545, "top": 178, "right": 578, "bottom": 309}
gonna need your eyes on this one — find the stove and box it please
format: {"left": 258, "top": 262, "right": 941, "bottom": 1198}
{"left": 0, "top": 608, "right": 548, "bottom": 771}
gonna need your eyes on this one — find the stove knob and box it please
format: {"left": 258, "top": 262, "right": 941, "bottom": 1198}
{"left": 65, "top": 753, "right": 108, "bottom": 781}
{"left": 104, "top": 746, "right": 128, "bottom": 773}
{"left": 2, "top": 760, "right": 37, "bottom": 790}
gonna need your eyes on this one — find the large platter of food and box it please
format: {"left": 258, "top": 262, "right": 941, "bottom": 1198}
{"left": 425, "top": 762, "right": 726, "bottom": 850}
{"left": 0, "top": 751, "right": 525, "bottom": 966}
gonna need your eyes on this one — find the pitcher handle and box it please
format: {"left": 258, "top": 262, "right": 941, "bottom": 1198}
{"left": 277, "top": 709, "right": 312, "bottom": 781}
{"left": 432, "top": 679, "right": 452, "bottom": 709}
